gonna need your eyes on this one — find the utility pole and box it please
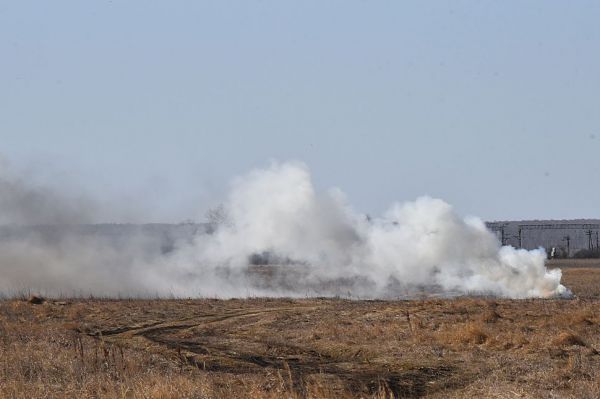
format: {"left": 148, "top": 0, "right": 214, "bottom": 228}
{"left": 518, "top": 227, "right": 522, "bottom": 248}
{"left": 586, "top": 229, "right": 593, "bottom": 250}
{"left": 563, "top": 235, "right": 571, "bottom": 257}
{"left": 500, "top": 227, "right": 507, "bottom": 246}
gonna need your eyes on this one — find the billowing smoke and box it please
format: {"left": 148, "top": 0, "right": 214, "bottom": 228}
{"left": 0, "top": 160, "right": 95, "bottom": 225}
{"left": 154, "top": 161, "right": 569, "bottom": 298}
{"left": 0, "top": 160, "right": 570, "bottom": 299}
{"left": 0, "top": 160, "right": 183, "bottom": 296}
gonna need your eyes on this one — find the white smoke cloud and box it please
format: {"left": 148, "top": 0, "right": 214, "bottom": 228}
{"left": 0, "top": 160, "right": 570, "bottom": 299}
{"left": 147, "top": 161, "right": 569, "bottom": 299}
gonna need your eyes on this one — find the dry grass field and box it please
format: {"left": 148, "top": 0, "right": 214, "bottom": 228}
{"left": 3, "top": 262, "right": 600, "bottom": 398}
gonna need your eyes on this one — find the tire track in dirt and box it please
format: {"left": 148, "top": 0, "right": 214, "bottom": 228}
{"left": 81, "top": 304, "right": 465, "bottom": 398}
{"left": 96, "top": 305, "right": 320, "bottom": 338}
{"left": 84, "top": 305, "right": 313, "bottom": 337}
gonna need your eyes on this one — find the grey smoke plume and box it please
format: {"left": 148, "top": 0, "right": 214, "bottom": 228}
{"left": 0, "top": 162, "right": 95, "bottom": 225}
{"left": 0, "top": 161, "right": 176, "bottom": 295}
{"left": 0, "top": 160, "right": 570, "bottom": 298}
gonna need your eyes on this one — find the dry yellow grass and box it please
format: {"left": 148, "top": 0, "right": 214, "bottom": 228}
{"left": 1, "top": 264, "right": 600, "bottom": 398}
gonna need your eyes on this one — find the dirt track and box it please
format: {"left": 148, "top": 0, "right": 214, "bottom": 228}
{"left": 77, "top": 301, "right": 465, "bottom": 397}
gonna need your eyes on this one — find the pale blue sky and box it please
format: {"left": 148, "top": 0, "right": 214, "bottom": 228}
{"left": 1, "top": 1, "right": 599, "bottom": 222}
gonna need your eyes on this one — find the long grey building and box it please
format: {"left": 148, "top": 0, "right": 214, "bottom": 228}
{"left": 486, "top": 220, "right": 600, "bottom": 257}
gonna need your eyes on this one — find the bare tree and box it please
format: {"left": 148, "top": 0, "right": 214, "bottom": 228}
{"left": 205, "top": 204, "right": 231, "bottom": 231}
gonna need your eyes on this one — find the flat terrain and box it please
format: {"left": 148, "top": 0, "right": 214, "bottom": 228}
{"left": 3, "top": 262, "right": 600, "bottom": 398}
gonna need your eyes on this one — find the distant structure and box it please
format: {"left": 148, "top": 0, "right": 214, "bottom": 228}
{"left": 486, "top": 220, "right": 600, "bottom": 258}
{"left": 1, "top": 221, "right": 598, "bottom": 259}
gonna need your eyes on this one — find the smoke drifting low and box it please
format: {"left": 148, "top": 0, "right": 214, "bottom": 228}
{"left": 0, "top": 161, "right": 570, "bottom": 299}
